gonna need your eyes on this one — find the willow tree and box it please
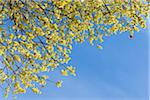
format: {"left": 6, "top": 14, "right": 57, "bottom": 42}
{"left": 0, "top": 0, "right": 149, "bottom": 98}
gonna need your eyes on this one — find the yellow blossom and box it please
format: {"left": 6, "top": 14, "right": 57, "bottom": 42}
{"left": 14, "top": 55, "right": 21, "bottom": 62}
{"left": 32, "top": 87, "right": 41, "bottom": 94}
{"left": 56, "top": 80, "right": 63, "bottom": 88}
{"left": 61, "top": 70, "right": 68, "bottom": 76}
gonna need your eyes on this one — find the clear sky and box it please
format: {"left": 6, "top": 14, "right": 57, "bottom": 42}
{"left": 0, "top": 25, "right": 149, "bottom": 100}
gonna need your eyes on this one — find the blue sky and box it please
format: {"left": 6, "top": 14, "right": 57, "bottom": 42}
{"left": 0, "top": 24, "right": 149, "bottom": 100}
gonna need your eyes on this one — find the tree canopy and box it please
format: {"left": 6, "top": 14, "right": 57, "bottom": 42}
{"left": 0, "top": 0, "right": 149, "bottom": 98}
